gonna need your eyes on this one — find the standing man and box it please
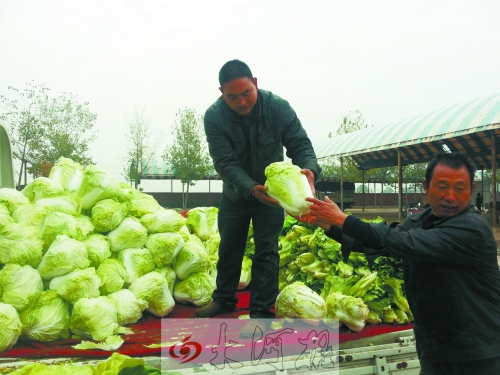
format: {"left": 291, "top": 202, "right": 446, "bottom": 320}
{"left": 476, "top": 192, "right": 483, "bottom": 212}
{"left": 195, "top": 60, "right": 321, "bottom": 335}
{"left": 300, "top": 152, "right": 500, "bottom": 375}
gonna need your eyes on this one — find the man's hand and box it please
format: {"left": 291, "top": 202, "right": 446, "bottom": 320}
{"left": 300, "top": 169, "right": 316, "bottom": 196}
{"left": 300, "top": 196, "right": 347, "bottom": 228}
{"left": 250, "top": 185, "right": 282, "bottom": 208}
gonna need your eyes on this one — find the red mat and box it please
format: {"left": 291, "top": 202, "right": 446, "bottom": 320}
{"left": 0, "top": 290, "right": 413, "bottom": 362}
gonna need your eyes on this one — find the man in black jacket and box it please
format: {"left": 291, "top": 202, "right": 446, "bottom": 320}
{"left": 300, "top": 152, "right": 500, "bottom": 375}
{"left": 195, "top": 60, "right": 321, "bottom": 336}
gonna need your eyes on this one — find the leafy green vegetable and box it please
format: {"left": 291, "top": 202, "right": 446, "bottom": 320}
{"left": 238, "top": 256, "right": 252, "bottom": 290}
{"left": 21, "top": 177, "right": 65, "bottom": 203}
{"left": 11, "top": 203, "right": 48, "bottom": 230}
{"left": 0, "top": 264, "right": 43, "bottom": 311}
{"left": 275, "top": 281, "right": 326, "bottom": 325}
{"left": 76, "top": 164, "right": 124, "bottom": 210}
{"left": 173, "top": 272, "right": 216, "bottom": 307}
{"left": 173, "top": 240, "right": 211, "bottom": 280}
{"left": 324, "top": 292, "right": 369, "bottom": 332}
{"left": 145, "top": 232, "right": 184, "bottom": 267}
{"left": 48, "top": 267, "right": 102, "bottom": 304}
{"left": 140, "top": 209, "right": 187, "bottom": 234}
{"left": 0, "top": 203, "right": 14, "bottom": 229}
{"left": 0, "top": 187, "right": 30, "bottom": 214}
{"left": 48, "top": 157, "right": 84, "bottom": 193}
{"left": 185, "top": 206, "right": 219, "bottom": 241}
{"left": 36, "top": 235, "right": 90, "bottom": 280}
{"left": 19, "top": 290, "right": 71, "bottom": 342}
{"left": 91, "top": 198, "right": 129, "bottom": 233}
{"left": 72, "top": 335, "right": 124, "bottom": 351}
{"left": 34, "top": 195, "right": 82, "bottom": 216}
{"left": 264, "top": 161, "right": 313, "bottom": 217}
{"left": 82, "top": 233, "right": 112, "bottom": 268}
{"left": 107, "top": 289, "right": 148, "bottom": 325}
{"left": 70, "top": 296, "right": 128, "bottom": 341}
{"left": 0, "top": 302, "right": 23, "bottom": 351}
{"left": 128, "top": 271, "right": 175, "bottom": 317}
{"left": 117, "top": 247, "right": 156, "bottom": 285}
{"left": 107, "top": 217, "right": 148, "bottom": 252}
{"left": 41, "top": 211, "right": 89, "bottom": 250}
{"left": 0, "top": 222, "right": 44, "bottom": 267}
{"left": 96, "top": 259, "right": 128, "bottom": 295}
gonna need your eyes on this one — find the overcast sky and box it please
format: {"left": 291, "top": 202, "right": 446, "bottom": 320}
{"left": 1, "top": 0, "right": 499, "bottom": 191}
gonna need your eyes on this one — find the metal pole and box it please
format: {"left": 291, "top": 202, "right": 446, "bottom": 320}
{"left": 340, "top": 156, "right": 344, "bottom": 211}
{"left": 398, "top": 151, "right": 403, "bottom": 221}
{"left": 492, "top": 130, "right": 497, "bottom": 227}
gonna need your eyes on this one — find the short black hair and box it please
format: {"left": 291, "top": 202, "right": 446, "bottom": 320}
{"left": 425, "top": 152, "right": 477, "bottom": 187}
{"left": 218, "top": 59, "right": 253, "bottom": 87}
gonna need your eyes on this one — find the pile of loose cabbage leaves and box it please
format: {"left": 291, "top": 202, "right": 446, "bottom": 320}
{"left": 0, "top": 157, "right": 252, "bottom": 354}
{"left": 275, "top": 215, "right": 413, "bottom": 332}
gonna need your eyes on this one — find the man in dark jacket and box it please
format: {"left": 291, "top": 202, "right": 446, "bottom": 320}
{"left": 195, "top": 60, "right": 321, "bottom": 336}
{"left": 300, "top": 152, "right": 500, "bottom": 375}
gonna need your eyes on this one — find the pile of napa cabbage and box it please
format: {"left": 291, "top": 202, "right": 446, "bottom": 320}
{"left": 275, "top": 215, "right": 413, "bottom": 332}
{"left": 0, "top": 157, "right": 254, "bottom": 353}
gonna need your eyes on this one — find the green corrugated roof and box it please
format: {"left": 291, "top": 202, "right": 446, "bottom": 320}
{"left": 314, "top": 92, "right": 500, "bottom": 170}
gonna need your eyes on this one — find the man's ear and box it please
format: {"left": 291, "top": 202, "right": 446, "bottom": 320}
{"left": 422, "top": 180, "right": 428, "bottom": 193}
{"left": 471, "top": 183, "right": 476, "bottom": 194}
{"left": 219, "top": 87, "right": 223, "bottom": 95}
{"left": 253, "top": 77, "right": 258, "bottom": 90}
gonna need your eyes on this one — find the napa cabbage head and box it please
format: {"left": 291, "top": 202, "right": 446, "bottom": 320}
{"left": 125, "top": 190, "right": 163, "bottom": 218}
{"left": 186, "top": 207, "right": 218, "bottom": 241}
{"left": 145, "top": 232, "right": 185, "bottom": 267}
{"left": 36, "top": 235, "right": 90, "bottom": 280}
{"left": 154, "top": 266, "right": 177, "bottom": 296}
{"left": 107, "top": 289, "right": 148, "bottom": 325}
{"left": 70, "top": 296, "right": 127, "bottom": 341}
{"left": 48, "top": 157, "right": 84, "bottom": 192}
{"left": 96, "top": 258, "right": 128, "bottom": 295}
{"left": 173, "top": 272, "right": 216, "bottom": 307}
{"left": 82, "top": 233, "right": 111, "bottom": 268}
{"left": 11, "top": 203, "right": 48, "bottom": 231}
{"left": 173, "top": 240, "right": 211, "bottom": 280}
{"left": 19, "top": 290, "right": 71, "bottom": 342}
{"left": 324, "top": 292, "right": 369, "bottom": 332}
{"left": 0, "top": 302, "right": 23, "bottom": 351}
{"left": 34, "top": 195, "right": 82, "bottom": 216}
{"left": 76, "top": 164, "right": 125, "bottom": 210}
{"left": 264, "top": 161, "right": 313, "bottom": 217}
{"left": 140, "top": 209, "right": 187, "bottom": 234}
{"left": 48, "top": 267, "right": 102, "bottom": 304}
{"left": 0, "top": 264, "right": 43, "bottom": 311}
{"left": 116, "top": 247, "right": 156, "bottom": 285}
{"left": 107, "top": 217, "right": 148, "bottom": 252}
{"left": 275, "top": 281, "right": 326, "bottom": 325}
{"left": 41, "top": 211, "right": 89, "bottom": 250}
{"left": 238, "top": 256, "right": 252, "bottom": 290}
{"left": 128, "top": 271, "right": 175, "bottom": 317}
{"left": 0, "top": 203, "right": 14, "bottom": 229}
{"left": 0, "top": 222, "right": 43, "bottom": 267}
{"left": 0, "top": 187, "right": 30, "bottom": 214}
{"left": 91, "top": 198, "right": 128, "bottom": 233}
{"left": 21, "top": 177, "right": 65, "bottom": 203}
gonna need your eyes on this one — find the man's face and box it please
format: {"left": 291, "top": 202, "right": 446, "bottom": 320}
{"left": 422, "top": 163, "right": 475, "bottom": 218}
{"left": 220, "top": 77, "right": 258, "bottom": 116}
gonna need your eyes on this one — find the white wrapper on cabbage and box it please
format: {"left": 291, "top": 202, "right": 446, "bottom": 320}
{"left": 264, "top": 161, "right": 313, "bottom": 217}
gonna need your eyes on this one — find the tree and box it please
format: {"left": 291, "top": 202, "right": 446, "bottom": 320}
{"left": 321, "top": 110, "right": 371, "bottom": 182}
{"left": 162, "top": 108, "right": 212, "bottom": 209}
{"left": 122, "top": 108, "right": 162, "bottom": 189}
{"left": 0, "top": 81, "right": 97, "bottom": 183}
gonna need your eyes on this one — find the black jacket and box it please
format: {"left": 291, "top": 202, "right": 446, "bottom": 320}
{"left": 339, "top": 204, "right": 500, "bottom": 362}
{"left": 204, "top": 89, "right": 321, "bottom": 203}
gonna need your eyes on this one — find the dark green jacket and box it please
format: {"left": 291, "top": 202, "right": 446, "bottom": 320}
{"left": 204, "top": 89, "right": 321, "bottom": 203}
{"left": 341, "top": 204, "right": 500, "bottom": 363}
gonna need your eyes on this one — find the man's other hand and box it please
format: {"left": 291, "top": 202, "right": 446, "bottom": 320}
{"left": 251, "top": 185, "right": 282, "bottom": 208}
